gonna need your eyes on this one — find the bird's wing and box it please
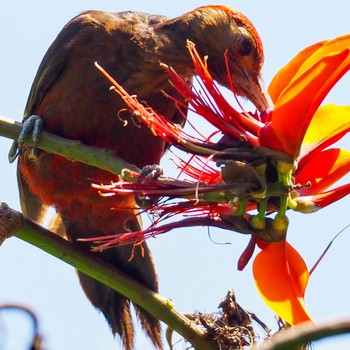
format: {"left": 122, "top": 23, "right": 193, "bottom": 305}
{"left": 17, "top": 165, "right": 49, "bottom": 225}
{"left": 18, "top": 10, "right": 156, "bottom": 232}
{"left": 18, "top": 13, "right": 91, "bottom": 231}
{"left": 23, "top": 14, "right": 92, "bottom": 120}
{"left": 18, "top": 10, "right": 187, "bottom": 229}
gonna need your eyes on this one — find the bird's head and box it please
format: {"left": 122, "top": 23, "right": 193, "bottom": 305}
{"left": 180, "top": 5, "right": 273, "bottom": 113}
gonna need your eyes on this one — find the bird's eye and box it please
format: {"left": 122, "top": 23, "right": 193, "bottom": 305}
{"left": 238, "top": 39, "right": 252, "bottom": 56}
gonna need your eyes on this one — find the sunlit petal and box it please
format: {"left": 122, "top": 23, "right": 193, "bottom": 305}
{"left": 260, "top": 50, "right": 350, "bottom": 158}
{"left": 271, "top": 35, "right": 350, "bottom": 102}
{"left": 287, "top": 242, "right": 309, "bottom": 297}
{"left": 253, "top": 240, "right": 312, "bottom": 325}
{"left": 268, "top": 41, "right": 324, "bottom": 102}
{"left": 307, "top": 183, "right": 350, "bottom": 208}
{"left": 297, "top": 34, "right": 350, "bottom": 79}
{"left": 295, "top": 183, "right": 350, "bottom": 211}
{"left": 299, "top": 104, "right": 350, "bottom": 164}
{"left": 295, "top": 148, "right": 350, "bottom": 195}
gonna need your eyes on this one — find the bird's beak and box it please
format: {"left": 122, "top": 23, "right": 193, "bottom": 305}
{"left": 241, "top": 70, "right": 274, "bottom": 113}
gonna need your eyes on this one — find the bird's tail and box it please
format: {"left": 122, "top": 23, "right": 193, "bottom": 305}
{"left": 77, "top": 244, "right": 161, "bottom": 350}
{"left": 61, "top": 210, "right": 162, "bottom": 350}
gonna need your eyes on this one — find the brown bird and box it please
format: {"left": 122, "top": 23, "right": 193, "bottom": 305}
{"left": 15, "top": 5, "right": 272, "bottom": 350}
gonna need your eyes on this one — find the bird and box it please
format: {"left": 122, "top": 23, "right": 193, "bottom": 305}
{"left": 15, "top": 5, "right": 272, "bottom": 350}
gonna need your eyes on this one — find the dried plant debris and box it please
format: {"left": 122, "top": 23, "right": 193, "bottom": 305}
{"left": 167, "top": 289, "right": 271, "bottom": 349}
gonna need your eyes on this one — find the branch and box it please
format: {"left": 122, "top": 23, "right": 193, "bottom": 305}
{"left": 254, "top": 319, "right": 350, "bottom": 350}
{"left": 0, "top": 115, "right": 235, "bottom": 203}
{"left": 0, "top": 202, "right": 218, "bottom": 350}
{"left": 0, "top": 115, "right": 139, "bottom": 178}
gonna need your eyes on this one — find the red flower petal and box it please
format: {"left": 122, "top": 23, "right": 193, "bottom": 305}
{"left": 296, "top": 34, "right": 350, "bottom": 79}
{"left": 268, "top": 41, "right": 324, "bottom": 103}
{"left": 295, "top": 148, "right": 350, "bottom": 195}
{"left": 270, "top": 34, "right": 350, "bottom": 103}
{"left": 310, "top": 183, "right": 350, "bottom": 208}
{"left": 260, "top": 49, "right": 350, "bottom": 158}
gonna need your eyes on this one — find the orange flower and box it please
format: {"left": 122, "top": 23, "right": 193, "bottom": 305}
{"left": 253, "top": 35, "right": 350, "bottom": 325}
{"left": 260, "top": 35, "right": 350, "bottom": 159}
{"left": 95, "top": 36, "right": 350, "bottom": 327}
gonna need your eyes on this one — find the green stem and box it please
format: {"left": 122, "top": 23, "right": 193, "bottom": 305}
{"left": 276, "top": 161, "right": 293, "bottom": 187}
{"left": 250, "top": 198, "right": 267, "bottom": 230}
{"left": 230, "top": 197, "right": 246, "bottom": 217}
{"left": 0, "top": 116, "right": 233, "bottom": 204}
{"left": 253, "top": 319, "right": 350, "bottom": 350}
{"left": 0, "top": 115, "right": 139, "bottom": 178}
{"left": 278, "top": 194, "right": 288, "bottom": 217}
{"left": 0, "top": 203, "right": 218, "bottom": 350}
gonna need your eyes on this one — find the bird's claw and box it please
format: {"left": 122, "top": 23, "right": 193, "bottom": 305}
{"left": 8, "top": 115, "right": 43, "bottom": 163}
{"left": 135, "top": 164, "right": 163, "bottom": 208}
{"left": 140, "top": 164, "right": 163, "bottom": 179}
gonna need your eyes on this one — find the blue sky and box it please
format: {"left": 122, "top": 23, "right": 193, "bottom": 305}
{"left": 1, "top": 1, "right": 350, "bottom": 349}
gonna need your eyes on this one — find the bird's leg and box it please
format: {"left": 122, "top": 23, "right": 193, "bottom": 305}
{"left": 140, "top": 164, "right": 163, "bottom": 180}
{"left": 8, "top": 115, "right": 43, "bottom": 163}
{"left": 135, "top": 164, "right": 163, "bottom": 208}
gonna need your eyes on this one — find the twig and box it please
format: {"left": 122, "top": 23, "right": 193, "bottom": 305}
{"left": 254, "top": 319, "right": 350, "bottom": 350}
{"left": 0, "top": 115, "right": 234, "bottom": 203}
{"left": 309, "top": 224, "right": 350, "bottom": 275}
{"left": 0, "top": 115, "right": 139, "bottom": 178}
{"left": 0, "top": 202, "right": 218, "bottom": 350}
